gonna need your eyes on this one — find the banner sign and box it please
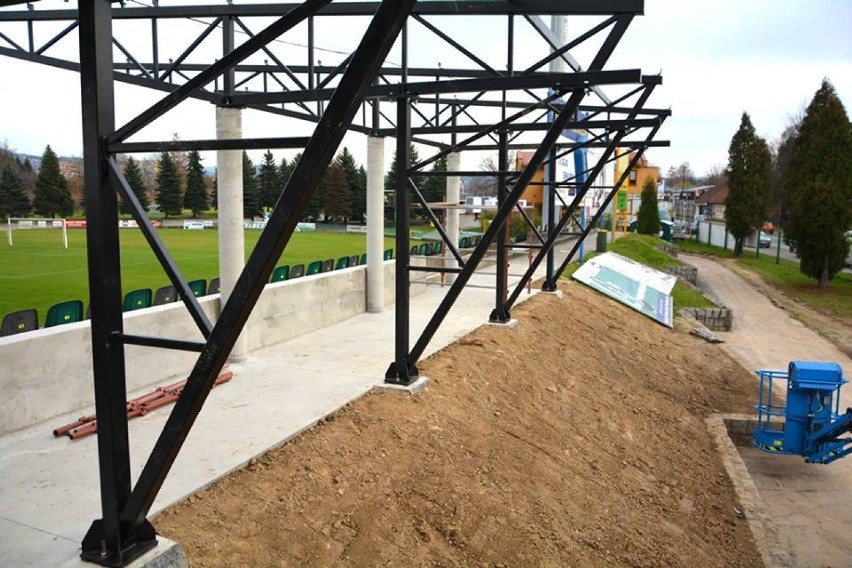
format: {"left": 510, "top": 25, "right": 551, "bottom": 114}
{"left": 572, "top": 252, "right": 676, "bottom": 328}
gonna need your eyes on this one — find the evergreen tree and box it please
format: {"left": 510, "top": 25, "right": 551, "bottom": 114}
{"left": 33, "top": 145, "right": 73, "bottom": 218}
{"left": 155, "top": 151, "right": 183, "bottom": 217}
{"left": 183, "top": 150, "right": 208, "bottom": 218}
{"left": 321, "top": 162, "right": 352, "bottom": 222}
{"left": 242, "top": 151, "right": 261, "bottom": 220}
{"left": 785, "top": 79, "right": 852, "bottom": 288}
{"left": 293, "top": 153, "right": 322, "bottom": 221}
{"left": 636, "top": 177, "right": 660, "bottom": 235}
{"left": 257, "top": 150, "right": 280, "bottom": 211}
{"left": 336, "top": 148, "right": 365, "bottom": 222}
{"left": 211, "top": 168, "right": 218, "bottom": 210}
{"left": 421, "top": 154, "right": 448, "bottom": 204}
{"left": 0, "top": 162, "right": 31, "bottom": 220}
{"left": 120, "top": 156, "right": 149, "bottom": 214}
{"left": 386, "top": 144, "right": 426, "bottom": 220}
{"left": 724, "top": 113, "right": 772, "bottom": 256}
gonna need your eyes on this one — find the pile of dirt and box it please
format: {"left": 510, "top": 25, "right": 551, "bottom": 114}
{"left": 156, "top": 281, "right": 762, "bottom": 567}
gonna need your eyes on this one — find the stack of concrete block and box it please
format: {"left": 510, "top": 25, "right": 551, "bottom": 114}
{"left": 681, "top": 307, "right": 733, "bottom": 331}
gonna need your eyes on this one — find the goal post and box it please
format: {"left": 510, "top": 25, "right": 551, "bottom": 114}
{"left": 7, "top": 218, "right": 69, "bottom": 249}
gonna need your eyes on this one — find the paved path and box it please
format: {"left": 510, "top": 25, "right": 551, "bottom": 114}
{"left": 685, "top": 254, "right": 852, "bottom": 568}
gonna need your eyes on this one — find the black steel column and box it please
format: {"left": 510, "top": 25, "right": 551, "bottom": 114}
{"left": 541, "top": 144, "right": 558, "bottom": 291}
{"left": 78, "top": 1, "right": 156, "bottom": 566}
{"left": 490, "top": 129, "right": 511, "bottom": 322}
{"left": 385, "top": 96, "right": 417, "bottom": 384}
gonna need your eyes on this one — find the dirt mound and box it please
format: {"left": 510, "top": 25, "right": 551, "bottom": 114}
{"left": 156, "top": 281, "right": 762, "bottom": 567}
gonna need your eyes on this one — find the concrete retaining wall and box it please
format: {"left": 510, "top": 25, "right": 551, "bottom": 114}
{"left": 0, "top": 262, "right": 400, "bottom": 435}
{"left": 681, "top": 307, "right": 733, "bottom": 331}
{"left": 665, "top": 264, "right": 697, "bottom": 285}
{"left": 658, "top": 244, "right": 679, "bottom": 258}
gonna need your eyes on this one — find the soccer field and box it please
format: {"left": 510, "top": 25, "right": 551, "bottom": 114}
{"left": 0, "top": 227, "right": 393, "bottom": 326}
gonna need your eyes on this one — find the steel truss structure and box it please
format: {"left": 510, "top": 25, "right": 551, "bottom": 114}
{"left": 0, "top": 1, "right": 667, "bottom": 565}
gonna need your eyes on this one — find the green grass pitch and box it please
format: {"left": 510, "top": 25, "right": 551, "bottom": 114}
{"left": 0, "top": 228, "right": 395, "bottom": 326}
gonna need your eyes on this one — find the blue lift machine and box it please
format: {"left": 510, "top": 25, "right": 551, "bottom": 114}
{"left": 753, "top": 361, "right": 852, "bottom": 464}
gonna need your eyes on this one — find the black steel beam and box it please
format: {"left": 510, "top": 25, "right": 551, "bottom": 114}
{"left": 117, "top": 0, "right": 416, "bottom": 540}
{"left": 77, "top": 1, "right": 156, "bottom": 566}
{"left": 0, "top": 2, "right": 644, "bottom": 21}
{"left": 375, "top": 117, "right": 659, "bottom": 137}
{"left": 108, "top": 0, "right": 331, "bottom": 144}
{"left": 229, "top": 69, "right": 642, "bottom": 105}
{"left": 109, "top": 137, "right": 312, "bottom": 154}
{"left": 400, "top": 13, "right": 635, "bottom": 369}
{"left": 387, "top": 97, "right": 415, "bottom": 385}
{"left": 107, "top": 159, "right": 213, "bottom": 339}
{"left": 504, "top": 81, "right": 657, "bottom": 309}
{"left": 490, "top": 130, "right": 511, "bottom": 323}
{"left": 112, "top": 334, "right": 207, "bottom": 353}
{"left": 552, "top": 123, "right": 664, "bottom": 280}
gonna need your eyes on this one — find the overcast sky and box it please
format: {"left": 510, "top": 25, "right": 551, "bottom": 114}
{"left": 0, "top": 0, "right": 850, "bottom": 179}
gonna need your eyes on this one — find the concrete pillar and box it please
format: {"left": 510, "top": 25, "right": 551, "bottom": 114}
{"left": 445, "top": 151, "right": 461, "bottom": 283}
{"left": 215, "top": 106, "right": 247, "bottom": 358}
{"left": 366, "top": 136, "right": 385, "bottom": 312}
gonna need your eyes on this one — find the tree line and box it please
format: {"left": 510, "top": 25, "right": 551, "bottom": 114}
{"left": 722, "top": 79, "right": 850, "bottom": 288}
{"left": 0, "top": 144, "right": 75, "bottom": 220}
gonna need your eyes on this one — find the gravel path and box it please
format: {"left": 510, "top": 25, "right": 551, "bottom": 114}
{"left": 683, "top": 253, "right": 852, "bottom": 568}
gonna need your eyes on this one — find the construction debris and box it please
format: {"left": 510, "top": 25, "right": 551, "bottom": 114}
{"left": 52, "top": 370, "right": 233, "bottom": 440}
{"left": 690, "top": 327, "right": 724, "bottom": 344}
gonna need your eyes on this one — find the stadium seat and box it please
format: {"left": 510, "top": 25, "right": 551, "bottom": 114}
{"left": 349, "top": 255, "right": 360, "bottom": 268}
{"left": 410, "top": 245, "right": 418, "bottom": 256}
{"left": 1, "top": 308, "right": 39, "bottom": 336}
{"left": 321, "top": 259, "right": 334, "bottom": 273}
{"left": 335, "top": 257, "right": 349, "bottom": 270}
{"left": 208, "top": 278, "right": 221, "bottom": 295}
{"left": 188, "top": 279, "right": 206, "bottom": 297}
{"left": 306, "top": 260, "right": 322, "bottom": 276}
{"left": 45, "top": 300, "right": 84, "bottom": 327}
{"left": 290, "top": 264, "right": 305, "bottom": 278}
{"left": 270, "top": 265, "right": 290, "bottom": 282}
{"left": 383, "top": 248, "right": 393, "bottom": 260}
{"left": 123, "top": 289, "right": 152, "bottom": 312}
{"left": 417, "top": 243, "right": 428, "bottom": 256}
{"left": 153, "top": 285, "right": 177, "bottom": 305}
{"left": 360, "top": 253, "right": 367, "bottom": 265}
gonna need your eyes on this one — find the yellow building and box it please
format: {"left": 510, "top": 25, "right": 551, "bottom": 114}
{"left": 614, "top": 150, "right": 660, "bottom": 195}
{"left": 515, "top": 151, "right": 544, "bottom": 208}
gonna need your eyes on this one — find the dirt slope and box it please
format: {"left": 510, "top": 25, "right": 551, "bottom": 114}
{"left": 156, "top": 281, "right": 762, "bottom": 568}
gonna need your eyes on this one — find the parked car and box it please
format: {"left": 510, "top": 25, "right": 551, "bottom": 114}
{"left": 758, "top": 231, "right": 772, "bottom": 248}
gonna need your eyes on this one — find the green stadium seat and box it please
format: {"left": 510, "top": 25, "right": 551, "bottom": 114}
{"left": 290, "top": 264, "right": 305, "bottom": 278}
{"left": 359, "top": 253, "right": 367, "bottom": 265}
{"left": 45, "top": 300, "right": 84, "bottom": 327}
{"left": 349, "top": 255, "right": 360, "bottom": 268}
{"left": 460, "top": 236, "right": 469, "bottom": 248}
{"left": 306, "top": 260, "right": 322, "bottom": 276}
{"left": 188, "top": 279, "right": 206, "bottom": 297}
{"left": 410, "top": 245, "right": 418, "bottom": 256}
{"left": 153, "top": 285, "right": 177, "bottom": 305}
{"left": 1, "top": 308, "right": 39, "bottom": 336}
{"left": 417, "top": 243, "right": 428, "bottom": 256}
{"left": 321, "top": 259, "right": 334, "bottom": 273}
{"left": 123, "top": 289, "right": 152, "bottom": 312}
{"left": 208, "top": 278, "right": 221, "bottom": 295}
{"left": 270, "top": 265, "right": 290, "bottom": 282}
{"left": 335, "top": 256, "right": 349, "bottom": 270}
{"left": 383, "top": 248, "right": 393, "bottom": 260}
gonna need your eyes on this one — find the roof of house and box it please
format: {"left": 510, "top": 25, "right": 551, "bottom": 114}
{"left": 695, "top": 184, "right": 729, "bottom": 205}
